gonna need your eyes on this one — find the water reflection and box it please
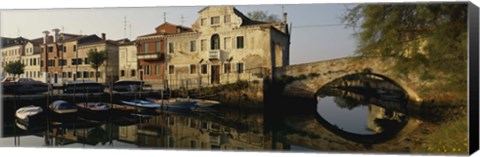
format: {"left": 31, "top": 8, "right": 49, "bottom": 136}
{"left": 315, "top": 76, "right": 409, "bottom": 144}
{"left": 4, "top": 103, "right": 281, "bottom": 150}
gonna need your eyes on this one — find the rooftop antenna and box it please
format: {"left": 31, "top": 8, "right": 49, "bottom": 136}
{"left": 163, "top": 12, "right": 166, "bottom": 22}
{"left": 124, "top": 16, "right": 127, "bottom": 39}
{"left": 181, "top": 14, "right": 184, "bottom": 25}
{"left": 282, "top": 5, "right": 285, "bottom": 14}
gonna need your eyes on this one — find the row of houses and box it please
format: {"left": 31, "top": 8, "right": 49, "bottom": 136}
{"left": 1, "top": 6, "right": 290, "bottom": 89}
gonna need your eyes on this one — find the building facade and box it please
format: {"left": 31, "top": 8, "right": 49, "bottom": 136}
{"left": 164, "top": 6, "right": 290, "bottom": 89}
{"left": 118, "top": 39, "right": 138, "bottom": 80}
{"left": 21, "top": 39, "right": 43, "bottom": 81}
{"left": 1, "top": 37, "right": 27, "bottom": 79}
{"left": 136, "top": 22, "right": 192, "bottom": 87}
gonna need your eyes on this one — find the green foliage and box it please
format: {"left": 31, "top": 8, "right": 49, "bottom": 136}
{"left": 247, "top": 11, "right": 280, "bottom": 22}
{"left": 343, "top": 3, "right": 467, "bottom": 90}
{"left": 4, "top": 61, "right": 25, "bottom": 79}
{"left": 87, "top": 49, "right": 107, "bottom": 82}
{"left": 413, "top": 116, "right": 468, "bottom": 154}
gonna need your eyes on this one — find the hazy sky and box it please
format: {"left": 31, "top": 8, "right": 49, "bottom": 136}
{"left": 0, "top": 4, "right": 357, "bottom": 64}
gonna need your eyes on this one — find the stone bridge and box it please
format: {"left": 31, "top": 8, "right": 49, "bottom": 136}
{"left": 274, "top": 57, "right": 423, "bottom": 103}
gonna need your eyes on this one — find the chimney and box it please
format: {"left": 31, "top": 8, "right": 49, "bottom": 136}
{"left": 282, "top": 12, "right": 288, "bottom": 23}
{"left": 52, "top": 28, "right": 60, "bottom": 42}
{"left": 101, "top": 33, "right": 106, "bottom": 40}
{"left": 42, "top": 31, "right": 50, "bottom": 44}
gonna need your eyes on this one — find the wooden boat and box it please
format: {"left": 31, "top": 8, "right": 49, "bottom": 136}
{"left": 113, "top": 80, "right": 145, "bottom": 92}
{"left": 76, "top": 102, "right": 111, "bottom": 112}
{"left": 146, "top": 97, "right": 197, "bottom": 109}
{"left": 63, "top": 80, "right": 105, "bottom": 94}
{"left": 2, "top": 78, "right": 49, "bottom": 94}
{"left": 49, "top": 100, "right": 78, "bottom": 114}
{"left": 193, "top": 99, "right": 220, "bottom": 107}
{"left": 120, "top": 100, "right": 161, "bottom": 109}
{"left": 15, "top": 105, "right": 45, "bottom": 124}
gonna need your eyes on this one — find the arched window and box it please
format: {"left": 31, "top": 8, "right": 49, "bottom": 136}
{"left": 211, "top": 34, "right": 220, "bottom": 50}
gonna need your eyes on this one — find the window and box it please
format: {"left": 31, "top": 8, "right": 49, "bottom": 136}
{"left": 156, "top": 42, "right": 161, "bottom": 52}
{"left": 190, "top": 40, "right": 196, "bottom": 52}
{"left": 201, "top": 64, "right": 207, "bottom": 74}
{"left": 90, "top": 72, "right": 94, "bottom": 78}
{"left": 211, "top": 34, "right": 220, "bottom": 50}
{"left": 62, "top": 72, "right": 66, "bottom": 78}
{"left": 73, "top": 45, "right": 77, "bottom": 51}
{"left": 131, "top": 70, "right": 136, "bottom": 77}
{"left": 169, "top": 65, "right": 174, "bottom": 74}
{"left": 121, "top": 70, "right": 125, "bottom": 77}
{"left": 224, "top": 15, "right": 231, "bottom": 23}
{"left": 29, "top": 59, "right": 32, "bottom": 66}
{"left": 237, "top": 63, "right": 244, "bottom": 73}
{"left": 33, "top": 58, "right": 36, "bottom": 65}
{"left": 200, "top": 18, "right": 207, "bottom": 26}
{"left": 71, "top": 58, "right": 82, "bottom": 65}
{"left": 236, "top": 36, "right": 244, "bottom": 49}
{"left": 224, "top": 63, "right": 231, "bottom": 73}
{"left": 155, "top": 65, "right": 160, "bottom": 75}
{"left": 63, "top": 46, "right": 66, "bottom": 52}
{"left": 224, "top": 37, "right": 231, "bottom": 49}
{"left": 48, "top": 46, "right": 53, "bottom": 52}
{"left": 201, "top": 40, "right": 207, "bottom": 51}
{"left": 145, "top": 65, "right": 150, "bottom": 75}
{"left": 59, "top": 59, "right": 67, "bottom": 66}
{"left": 47, "top": 60, "right": 55, "bottom": 67}
{"left": 168, "top": 42, "right": 174, "bottom": 53}
{"left": 84, "top": 58, "right": 89, "bottom": 64}
{"left": 68, "top": 72, "right": 72, "bottom": 78}
{"left": 71, "top": 59, "right": 77, "bottom": 65}
{"left": 211, "top": 16, "right": 220, "bottom": 25}
{"left": 83, "top": 71, "right": 89, "bottom": 78}
{"left": 144, "top": 43, "right": 149, "bottom": 53}
{"left": 77, "top": 71, "right": 82, "bottom": 78}
{"left": 190, "top": 64, "right": 196, "bottom": 74}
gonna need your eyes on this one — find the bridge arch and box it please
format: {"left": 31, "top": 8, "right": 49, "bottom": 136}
{"left": 276, "top": 57, "right": 423, "bottom": 104}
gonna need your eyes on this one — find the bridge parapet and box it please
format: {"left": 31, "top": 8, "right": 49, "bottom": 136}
{"left": 275, "top": 57, "right": 423, "bottom": 103}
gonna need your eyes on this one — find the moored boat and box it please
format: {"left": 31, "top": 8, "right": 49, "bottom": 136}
{"left": 49, "top": 100, "right": 78, "bottom": 114}
{"left": 120, "top": 100, "right": 161, "bottom": 109}
{"left": 193, "top": 99, "right": 220, "bottom": 107}
{"left": 76, "top": 102, "right": 111, "bottom": 112}
{"left": 2, "top": 78, "right": 49, "bottom": 94}
{"left": 63, "top": 80, "right": 105, "bottom": 94}
{"left": 146, "top": 97, "right": 197, "bottom": 109}
{"left": 15, "top": 105, "right": 45, "bottom": 124}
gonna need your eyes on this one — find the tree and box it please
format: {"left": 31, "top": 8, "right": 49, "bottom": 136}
{"left": 87, "top": 49, "right": 107, "bottom": 82}
{"left": 247, "top": 11, "right": 280, "bottom": 22}
{"left": 343, "top": 3, "right": 467, "bottom": 89}
{"left": 4, "top": 61, "right": 25, "bottom": 80}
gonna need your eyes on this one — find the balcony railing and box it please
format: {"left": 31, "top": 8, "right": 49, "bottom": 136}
{"left": 137, "top": 52, "right": 163, "bottom": 60}
{"left": 208, "top": 50, "right": 229, "bottom": 61}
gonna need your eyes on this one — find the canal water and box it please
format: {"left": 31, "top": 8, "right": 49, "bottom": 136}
{"left": 1, "top": 76, "right": 422, "bottom": 153}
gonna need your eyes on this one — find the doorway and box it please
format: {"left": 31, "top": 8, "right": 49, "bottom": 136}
{"left": 211, "top": 65, "right": 220, "bottom": 84}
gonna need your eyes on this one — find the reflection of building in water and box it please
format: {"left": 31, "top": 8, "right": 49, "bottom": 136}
{"left": 46, "top": 124, "right": 116, "bottom": 146}
{"left": 118, "top": 124, "right": 138, "bottom": 144}
{"left": 130, "top": 113, "right": 285, "bottom": 150}
{"left": 367, "top": 104, "right": 405, "bottom": 133}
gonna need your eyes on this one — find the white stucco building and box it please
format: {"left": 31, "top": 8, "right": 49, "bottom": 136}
{"left": 118, "top": 39, "right": 138, "bottom": 80}
{"left": 164, "top": 6, "right": 290, "bottom": 89}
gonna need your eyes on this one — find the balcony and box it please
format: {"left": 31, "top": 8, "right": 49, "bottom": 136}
{"left": 208, "top": 50, "right": 229, "bottom": 61}
{"left": 137, "top": 52, "right": 163, "bottom": 60}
